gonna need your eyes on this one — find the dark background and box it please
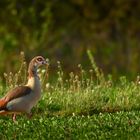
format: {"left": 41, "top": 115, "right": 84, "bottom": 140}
{"left": 0, "top": 0, "right": 140, "bottom": 79}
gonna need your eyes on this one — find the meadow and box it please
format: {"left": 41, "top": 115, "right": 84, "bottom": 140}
{"left": 0, "top": 51, "right": 140, "bottom": 139}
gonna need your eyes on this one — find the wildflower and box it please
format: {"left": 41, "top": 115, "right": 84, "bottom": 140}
{"left": 4, "top": 73, "right": 7, "bottom": 77}
{"left": 75, "top": 75, "right": 79, "bottom": 80}
{"left": 37, "top": 69, "right": 40, "bottom": 73}
{"left": 10, "top": 72, "right": 13, "bottom": 75}
{"left": 58, "top": 77, "right": 62, "bottom": 82}
{"left": 78, "top": 64, "right": 81, "bottom": 68}
{"left": 89, "top": 69, "right": 93, "bottom": 73}
{"left": 46, "top": 83, "right": 50, "bottom": 89}
{"left": 57, "top": 61, "right": 60, "bottom": 64}
{"left": 46, "top": 58, "right": 49, "bottom": 62}
{"left": 20, "top": 51, "right": 24, "bottom": 56}
{"left": 72, "top": 113, "right": 75, "bottom": 116}
{"left": 41, "top": 69, "right": 46, "bottom": 73}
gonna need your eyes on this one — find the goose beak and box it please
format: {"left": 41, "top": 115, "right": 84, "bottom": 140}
{"left": 42, "top": 58, "right": 49, "bottom": 65}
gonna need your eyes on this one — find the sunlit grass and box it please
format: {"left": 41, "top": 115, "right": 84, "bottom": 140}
{"left": 1, "top": 111, "right": 140, "bottom": 139}
{"left": 1, "top": 51, "right": 140, "bottom": 139}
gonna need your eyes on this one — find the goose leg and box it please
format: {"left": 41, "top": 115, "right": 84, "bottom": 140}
{"left": 12, "top": 114, "right": 16, "bottom": 122}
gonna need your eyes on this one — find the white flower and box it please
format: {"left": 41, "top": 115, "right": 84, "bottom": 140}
{"left": 72, "top": 113, "right": 75, "bottom": 116}
{"left": 37, "top": 69, "right": 40, "bottom": 73}
{"left": 41, "top": 69, "right": 46, "bottom": 73}
{"left": 46, "top": 83, "right": 50, "bottom": 89}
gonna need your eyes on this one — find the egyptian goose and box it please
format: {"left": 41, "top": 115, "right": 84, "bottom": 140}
{"left": 0, "top": 56, "right": 49, "bottom": 121}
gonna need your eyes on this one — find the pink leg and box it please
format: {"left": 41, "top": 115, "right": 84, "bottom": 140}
{"left": 12, "top": 114, "right": 16, "bottom": 122}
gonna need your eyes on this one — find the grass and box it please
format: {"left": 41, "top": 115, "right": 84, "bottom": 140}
{"left": 1, "top": 51, "right": 140, "bottom": 139}
{"left": 1, "top": 111, "right": 140, "bottom": 139}
{"left": 38, "top": 77, "right": 140, "bottom": 117}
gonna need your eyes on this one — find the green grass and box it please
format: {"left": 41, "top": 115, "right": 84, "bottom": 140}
{"left": 40, "top": 77, "right": 140, "bottom": 116}
{"left": 1, "top": 51, "right": 140, "bottom": 139}
{"left": 0, "top": 111, "right": 140, "bottom": 139}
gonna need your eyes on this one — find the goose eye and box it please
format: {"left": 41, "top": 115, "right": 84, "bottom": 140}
{"left": 37, "top": 58, "right": 42, "bottom": 62}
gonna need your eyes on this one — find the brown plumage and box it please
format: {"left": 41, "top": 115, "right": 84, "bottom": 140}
{"left": 0, "top": 56, "right": 49, "bottom": 122}
{"left": 0, "top": 86, "right": 32, "bottom": 110}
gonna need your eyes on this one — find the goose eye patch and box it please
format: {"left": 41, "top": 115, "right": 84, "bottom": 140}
{"left": 37, "top": 58, "right": 43, "bottom": 61}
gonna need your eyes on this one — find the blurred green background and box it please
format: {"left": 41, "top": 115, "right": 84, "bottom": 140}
{"left": 0, "top": 0, "right": 140, "bottom": 79}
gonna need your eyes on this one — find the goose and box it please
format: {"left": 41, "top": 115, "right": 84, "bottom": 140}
{"left": 0, "top": 56, "right": 49, "bottom": 121}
